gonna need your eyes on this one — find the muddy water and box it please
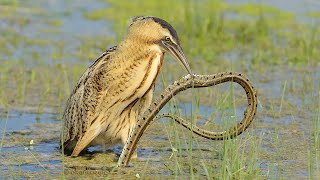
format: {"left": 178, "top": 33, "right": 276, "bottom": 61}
{"left": 1, "top": 0, "right": 320, "bottom": 179}
{"left": 1, "top": 66, "right": 319, "bottom": 179}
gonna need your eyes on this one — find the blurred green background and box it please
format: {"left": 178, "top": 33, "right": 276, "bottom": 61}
{"left": 0, "top": 0, "right": 319, "bottom": 179}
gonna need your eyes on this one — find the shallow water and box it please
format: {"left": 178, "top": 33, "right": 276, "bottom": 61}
{"left": 0, "top": 0, "right": 319, "bottom": 179}
{"left": 1, "top": 70, "right": 318, "bottom": 178}
{"left": 227, "top": 0, "right": 320, "bottom": 20}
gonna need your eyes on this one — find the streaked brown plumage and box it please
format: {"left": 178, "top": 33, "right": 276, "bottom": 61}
{"left": 60, "top": 16, "right": 191, "bottom": 156}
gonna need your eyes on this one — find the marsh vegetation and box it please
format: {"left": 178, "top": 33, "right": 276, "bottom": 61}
{"left": 0, "top": 0, "right": 319, "bottom": 179}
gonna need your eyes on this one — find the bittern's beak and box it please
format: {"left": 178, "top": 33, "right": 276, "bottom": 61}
{"left": 162, "top": 41, "right": 191, "bottom": 74}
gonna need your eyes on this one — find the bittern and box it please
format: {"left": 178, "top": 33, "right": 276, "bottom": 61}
{"left": 60, "top": 16, "right": 191, "bottom": 157}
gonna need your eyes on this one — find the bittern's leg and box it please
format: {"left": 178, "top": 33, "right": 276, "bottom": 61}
{"left": 120, "top": 123, "right": 138, "bottom": 159}
{"left": 130, "top": 85, "right": 155, "bottom": 159}
{"left": 119, "top": 86, "right": 155, "bottom": 159}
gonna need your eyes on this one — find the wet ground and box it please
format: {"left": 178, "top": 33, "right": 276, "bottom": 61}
{"left": 1, "top": 66, "right": 319, "bottom": 179}
{"left": 0, "top": 0, "right": 319, "bottom": 179}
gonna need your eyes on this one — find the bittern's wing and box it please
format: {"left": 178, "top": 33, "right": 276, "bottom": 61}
{"left": 60, "top": 46, "right": 117, "bottom": 150}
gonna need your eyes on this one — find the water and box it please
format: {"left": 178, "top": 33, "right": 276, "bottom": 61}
{"left": 2, "top": 0, "right": 112, "bottom": 65}
{"left": 0, "top": 111, "right": 61, "bottom": 177}
{"left": 0, "top": 111, "right": 57, "bottom": 133}
{"left": 226, "top": 0, "right": 320, "bottom": 24}
{"left": 0, "top": 0, "right": 319, "bottom": 178}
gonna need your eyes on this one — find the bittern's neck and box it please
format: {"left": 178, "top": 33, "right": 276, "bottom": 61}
{"left": 119, "top": 38, "right": 163, "bottom": 55}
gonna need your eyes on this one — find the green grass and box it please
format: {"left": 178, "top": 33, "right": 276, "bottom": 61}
{"left": 89, "top": 0, "right": 318, "bottom": 178}
{"left": 158, "top": 81, "right": 264, "bottom": 178}
{"left": 0, "top": 0, "right": 319, "bottom": 179}
{"left": 84, "top": 0, "right": 319, "bottom": 67}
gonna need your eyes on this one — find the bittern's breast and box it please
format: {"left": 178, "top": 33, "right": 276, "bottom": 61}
{"left": 99, "top": 51, "right": 164, "bottom": 115}
{"left": 89, "top": 51, "right": 164, "bottom": 146}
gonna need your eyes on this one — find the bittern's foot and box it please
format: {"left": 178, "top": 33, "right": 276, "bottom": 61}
{"left": 131, "top": 150, "right": 138, "bottom": 159}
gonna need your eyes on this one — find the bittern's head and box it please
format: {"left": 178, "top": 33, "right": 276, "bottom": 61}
{"left": 126, "top": 16, "right": 191, "bottom": 74}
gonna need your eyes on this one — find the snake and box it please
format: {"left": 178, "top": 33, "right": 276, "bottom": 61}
{"left": 117, "top": 72, "right": 258, "bottom": 167}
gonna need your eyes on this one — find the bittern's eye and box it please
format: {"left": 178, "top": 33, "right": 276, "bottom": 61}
{"left": 164, "top": 36, "right": 171, "bottom": 42}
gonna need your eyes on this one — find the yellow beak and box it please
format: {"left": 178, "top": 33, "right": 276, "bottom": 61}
{"left": 162, "top": 41, "right": 191, "bottom": 74}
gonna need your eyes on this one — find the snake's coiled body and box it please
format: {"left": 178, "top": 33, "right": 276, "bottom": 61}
{"left": 117, "top": 72, "right": 258, "bottom": 167}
